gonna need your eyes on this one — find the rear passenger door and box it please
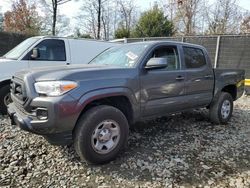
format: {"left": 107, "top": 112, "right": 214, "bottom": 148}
{"left": 182, "top": 46, "right": 214, "bottom": 108}
{"left": 22, "top": 39, "right": 70, "bottom": 68}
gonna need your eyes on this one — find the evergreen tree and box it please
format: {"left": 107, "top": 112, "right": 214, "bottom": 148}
{"left": 133, "top": 4, "right": 174, "bottom": 37}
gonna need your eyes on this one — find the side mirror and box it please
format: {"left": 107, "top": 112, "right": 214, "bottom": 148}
{"left": 145, "top": 58, "right": 168, "bottom": 70}
{"left": 31, "top": 48, "right": 40, "bottom": 59}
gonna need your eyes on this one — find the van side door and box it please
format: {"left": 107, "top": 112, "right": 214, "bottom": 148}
{"left": 22, "top": 39, "right": 70, "bottom": 68}
{"left": 182, "top": 46, "right": 214, "bottom": 108}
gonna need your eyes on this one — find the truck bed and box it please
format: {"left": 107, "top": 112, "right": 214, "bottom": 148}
{"left": 213, "top": 68, "right": 245, "bottom": 100}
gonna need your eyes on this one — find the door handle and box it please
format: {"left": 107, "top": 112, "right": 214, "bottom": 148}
{"left": 176, "top": 76, "right": 185, "bottom": 81}
{"left": 204, "top": 75, "right": 213, "bottom": 79}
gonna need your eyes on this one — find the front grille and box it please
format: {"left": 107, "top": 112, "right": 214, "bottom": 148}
{"left": 10, "top": 77, "right": 28, "bottom": 104}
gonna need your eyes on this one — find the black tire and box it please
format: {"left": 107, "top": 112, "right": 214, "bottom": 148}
{"left": 209, "top": 92, "right": 233, "bottom": 124}
{"left": 245, "top": 88, "right": 250, "bottom": 95}
{"left": 0, "top": 85, "right": 11, "bottom": 115}
{"left": 74, "top": 105, "right": 129, "bottom": 164}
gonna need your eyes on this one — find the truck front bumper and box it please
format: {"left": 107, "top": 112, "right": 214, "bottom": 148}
{"left": 8, "top": 102, "right": 74, "bottom": 146}
{"left": 8, "top": 103, "right": 33, "bottom": 132}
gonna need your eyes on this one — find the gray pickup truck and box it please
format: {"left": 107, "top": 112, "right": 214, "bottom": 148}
{"left": 8, "top": 41, "right": 245, "bottom": 164}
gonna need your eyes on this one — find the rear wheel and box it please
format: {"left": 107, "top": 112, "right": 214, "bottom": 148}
{"left": 74, "top": 105, "right": 129, "bottom": 164}
{"left": 209, "top": 92, "right": 233, "bottom": 124}
{"left": 0, "top": 85, "right": 11, "bottom": 115}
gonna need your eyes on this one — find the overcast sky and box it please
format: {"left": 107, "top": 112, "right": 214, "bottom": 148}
{"left": 1, "top": 0, "right": 250, "bottom": 35}
{"left": 1, "top": 0, "right": 249, "bottom": 18}
{"left": 0, "top": 0, "right": 154, "bottom": 15}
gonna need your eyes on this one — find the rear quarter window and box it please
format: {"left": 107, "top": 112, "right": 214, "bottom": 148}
{"left": 183, "top": 47, "right": 206, "bottom": 69}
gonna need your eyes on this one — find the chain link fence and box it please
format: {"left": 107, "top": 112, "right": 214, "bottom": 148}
{"left": 0, "top": 32, "right": 29, "bottom": 56}
{"left": 115, "top": 35, "right": 250, "bottom": 78}
{"left": 1, "top": 32, "right": 249, "bottom": 78}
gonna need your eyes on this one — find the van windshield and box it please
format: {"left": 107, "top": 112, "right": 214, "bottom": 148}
{"left": 89, "top": 43, "right": 149, "bottom": 68}
{"left": 3, "top": 38, "right": 39, "bottom": 60}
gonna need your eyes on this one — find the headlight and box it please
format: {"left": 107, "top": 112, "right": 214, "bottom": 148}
{"left": 34, "top": 81, "right": 78, "bottom": 96}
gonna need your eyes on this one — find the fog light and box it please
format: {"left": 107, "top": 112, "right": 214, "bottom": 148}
{"left": 36, "top": 108, "right": 48, "bottom": 120}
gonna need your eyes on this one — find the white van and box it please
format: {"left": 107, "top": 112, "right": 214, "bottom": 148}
{"left": 0, "top": 36, "right": 119, "bottom": 114}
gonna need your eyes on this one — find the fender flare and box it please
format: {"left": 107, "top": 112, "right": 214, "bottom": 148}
{"left": 74, "top": 87, "right": 140, "bottom": 123}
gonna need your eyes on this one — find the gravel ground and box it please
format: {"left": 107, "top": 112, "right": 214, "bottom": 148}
{"left": 0, "top": 96, "right": 250, "bottom": 188}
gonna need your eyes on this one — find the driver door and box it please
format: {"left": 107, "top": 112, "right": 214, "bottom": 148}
{"left": 22, "top": 39, "right": 70, "bottom": 68}
{"left": 140, "top": 44, "right": 187, "bottom": 117}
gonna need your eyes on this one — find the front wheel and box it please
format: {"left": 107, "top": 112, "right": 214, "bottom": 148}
{"left": 209, "top": 92, "right": 233, "bottom": 124}
{"left": 74, "top": 105, "right": 129, "bottom": 164}
{"left": 0, "top": 85, "right": 11, "bottom": 115}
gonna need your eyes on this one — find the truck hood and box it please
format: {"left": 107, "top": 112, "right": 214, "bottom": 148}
{"left": 15, "top": 64, "right": 136, "bottom": 82}
{"left": 0, "top": 58, "right": 15, "bottom": 63}
{"left": 0, "top": 58, "right": 27, "bottom": 82}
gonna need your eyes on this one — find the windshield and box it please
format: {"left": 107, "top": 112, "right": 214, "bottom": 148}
{"left": 89, "top": 43, "right": 149, "bottom": 68}
{"left": 3, "top": 38, "right": 39, "bottom": 60}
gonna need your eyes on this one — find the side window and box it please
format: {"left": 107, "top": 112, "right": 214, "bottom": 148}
{"left": 151, "top": 46, "right": 180, "bottom": 70}
{"left": 24, "top": 39, "right": 66, "bottom": 61}
{"left": 183, "top": 47, "right": 206, "bottom": 69}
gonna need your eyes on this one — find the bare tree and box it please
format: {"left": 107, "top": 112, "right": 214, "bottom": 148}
{"left": 240, "top": 14, "right": 250, "bottom": 34}
{"left": 77, "top": 0, "right": 103, "bottom": 39}
{"left": 175, "top": 0, "right": 204, "bottom": 35}
{"left": 161, "top": 0, "right": 178, "bottom": 22}
{"left": 206, "top": 0, "right": 243, "bottom": 34}
{"left": 38, "top": 0, "right": 71, "bottom": 35}
{"left": 78, "top": 0, "right": 121, "bottom": 40}
{"left": 40, "top": 0, "right": 71, "bottom": 35}
{"left": 118, "top": 0, "right": 136, "bottom": 34}
{"left": 77, "top": 0, "right": 138, "bottom": 39}
{"left": 101, "top": 0, "right": 113, "bottom": 40}
{"left": 95, "top": 0, "right": 101, "bottom": 39}
{"left": 51, "top": 0, "right": 71, "bottom": 35}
